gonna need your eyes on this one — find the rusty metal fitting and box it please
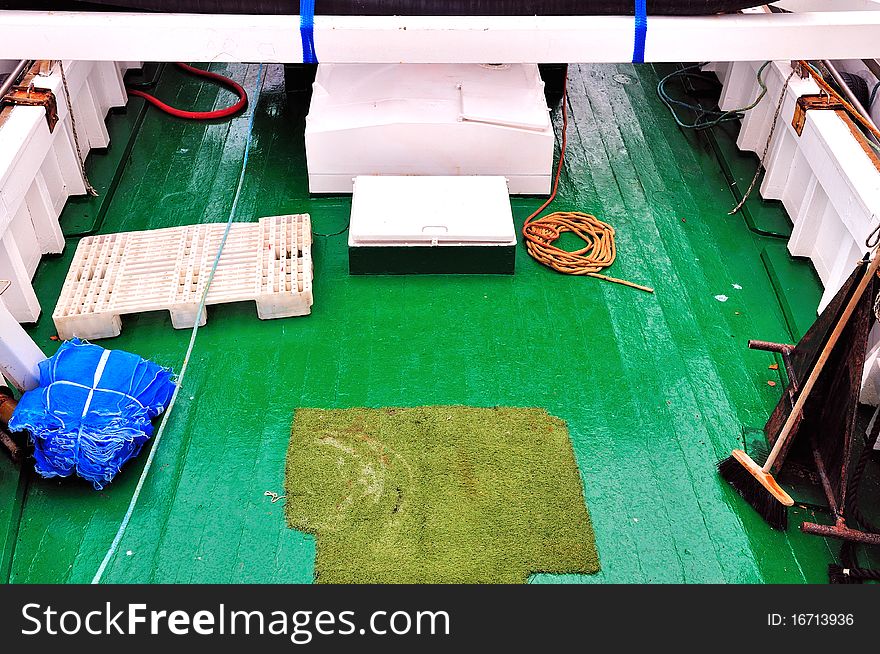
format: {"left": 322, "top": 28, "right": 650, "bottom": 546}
{"left": 0, "top": 387, "right": 21, "bottom": 461}
{"left": 791, "top": 94, "right": 846, "bottom": 136}
{"left": 747, "top": 339, "right": 795, "bottom": 354}
{"left": 0, "top": 428, "right": 21, "bottom": 463}
{"left": 0, "top": 388, "right": 16, "bottom": 429}
{"left": 1, "top": 83, "right": 58, "bottom": 132}
{"left": 801, "top": 520, "right": 880, "bottom": 546}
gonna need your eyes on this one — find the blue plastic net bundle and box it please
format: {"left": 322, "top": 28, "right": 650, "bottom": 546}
{"left": 9, "top": 339, "right": 176, "bottom": 490}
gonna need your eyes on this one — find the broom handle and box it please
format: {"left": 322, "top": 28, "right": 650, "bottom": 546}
{"left": 762, "top": 254, "right": 880, "bottom": 473}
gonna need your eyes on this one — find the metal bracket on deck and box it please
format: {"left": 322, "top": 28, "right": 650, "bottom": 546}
{"left": 1, "top": 84, "right": 58, "bottom": 132}
{"left": 0, "top": 281, "right": 25, "bottom": 462}
{"left": 792, "top": 94, "right": 845, "bottom": 136}
{"left": 0, "top": 385, "right": 21, "bottom": 463}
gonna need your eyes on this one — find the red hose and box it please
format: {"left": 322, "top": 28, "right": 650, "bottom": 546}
{"left": 126, "top": 63, "right": 248, "bottom": 120}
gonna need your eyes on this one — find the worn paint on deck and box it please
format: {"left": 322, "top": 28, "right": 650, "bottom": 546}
{"left": 0, "top": 62, "right": 870, "bottom": 584}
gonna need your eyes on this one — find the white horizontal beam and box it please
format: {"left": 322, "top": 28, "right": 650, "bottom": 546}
{"left": 772, "top": 0, "right": 880, "bottom": 11}
{"left": 0, "top": 10, "right": 879, "bottom": 64}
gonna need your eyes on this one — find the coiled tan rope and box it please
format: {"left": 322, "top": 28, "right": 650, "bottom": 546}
{"left": 523, "top": 211, "right": 653, "bottom": 292}
{"left": 522, "top": 73, "right": 653, "bottom": 294}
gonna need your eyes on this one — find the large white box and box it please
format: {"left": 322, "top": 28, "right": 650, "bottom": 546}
{"left": 305, "top": 63, "right": 553, "bottom": 195}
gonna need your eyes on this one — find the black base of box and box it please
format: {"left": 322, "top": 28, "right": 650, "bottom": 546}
{"left": 349, "top": 245, "right": 516, "bottom": 275}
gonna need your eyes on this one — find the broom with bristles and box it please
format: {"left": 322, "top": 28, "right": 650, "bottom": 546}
{"left": 719, "top": 252, "right": 880, "bottom": 530}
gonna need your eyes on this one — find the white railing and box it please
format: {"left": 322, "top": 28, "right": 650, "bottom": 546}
{"left": 713, "top": 60, "right": 880, "bottom": 403}
{"left": 0, "top": 279, "right": 44, "bottom": 391}
{"left": 1, "top": 60, "right": 138, "bottom": 391}
{"left": 0, "top": 60, "right": 136, "bottom": 323}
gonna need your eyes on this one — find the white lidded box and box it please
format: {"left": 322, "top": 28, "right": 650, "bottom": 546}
{"left": 305, "top": 63, "right": 553, "bottom": 195}
{"left": 348, "top": 175, "right": 516, "bottom": 275}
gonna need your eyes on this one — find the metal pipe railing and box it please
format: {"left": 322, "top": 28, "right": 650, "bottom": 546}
{"left": 0, "top": 59, "right": 31, "bottom": 99}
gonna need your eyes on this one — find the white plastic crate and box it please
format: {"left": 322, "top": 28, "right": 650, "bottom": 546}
{"left": 305, "top": 63, "right": 553, "bottom": 195}
{"left": 53, "top": 215, "right": 313, "bottom": 340}
{"left": 712, "top": 59, "right": 880, "bottom": 403}
{"left": 0, "top": 60, "right": 139, "bottom": 324}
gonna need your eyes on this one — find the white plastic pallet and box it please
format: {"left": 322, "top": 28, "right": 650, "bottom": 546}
{"left": 53, "top": 215, "right": 313, "bottom": 340}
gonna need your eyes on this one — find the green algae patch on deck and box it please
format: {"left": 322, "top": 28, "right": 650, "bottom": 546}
{"left": 285, "top": 406, "right": 598, "bottom": 583}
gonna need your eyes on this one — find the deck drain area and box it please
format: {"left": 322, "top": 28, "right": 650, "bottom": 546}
{"left": 53, "top": 215, "right": 313, "bottom": 340}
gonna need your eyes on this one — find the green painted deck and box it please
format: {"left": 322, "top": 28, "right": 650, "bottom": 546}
{"left": 1, "top": 62, "right": 875, "bottom": 584}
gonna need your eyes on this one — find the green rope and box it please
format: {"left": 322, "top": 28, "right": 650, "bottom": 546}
{"left": 657, "top": 61, "right": 770, "bottom": 131}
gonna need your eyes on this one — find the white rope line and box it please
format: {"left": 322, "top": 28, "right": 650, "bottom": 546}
{"left": 92, "top": 63, "right": 265, "bottom": 584}
{"left": 728, "top": 66, "right": 798, "bottom": 216}
{"left": 58, "top": 60, "right": 99, "bottom": 197}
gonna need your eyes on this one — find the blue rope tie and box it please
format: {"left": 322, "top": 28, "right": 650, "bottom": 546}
{"left": 300, "top": 0, "right": 318, "bottom": 64}
{"left": 633, "top": 0, "right": 647, "bottom": 64}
